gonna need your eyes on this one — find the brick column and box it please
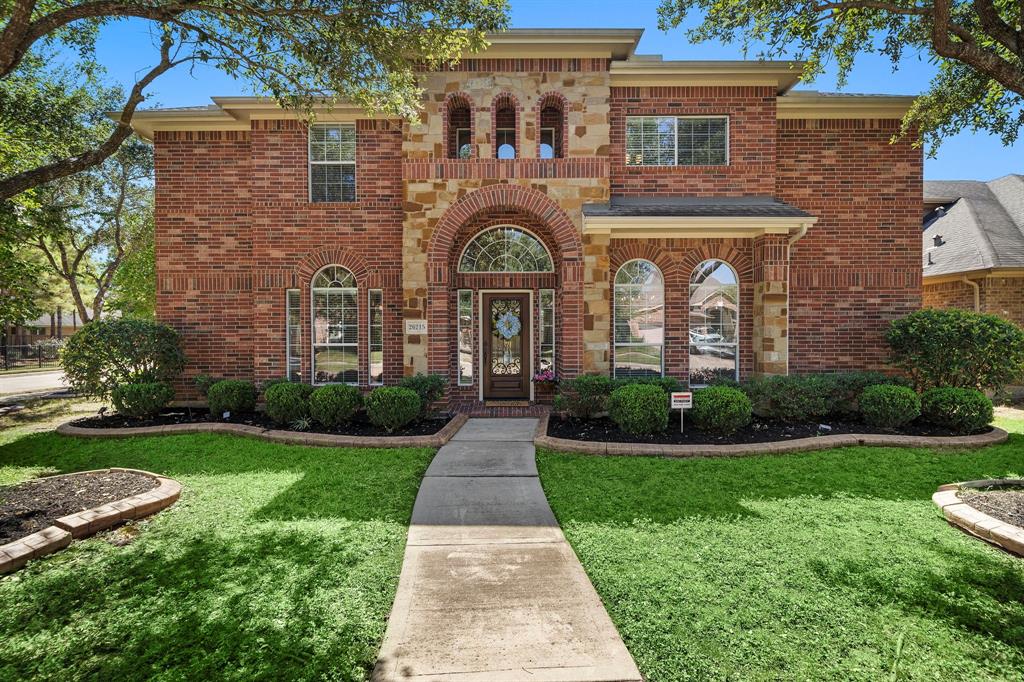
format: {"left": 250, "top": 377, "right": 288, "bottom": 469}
{"left": 752, "top": 235, "right": 789, "bottom": 376}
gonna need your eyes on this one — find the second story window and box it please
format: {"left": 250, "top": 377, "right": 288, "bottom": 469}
{"left": 538, "top": 95, "right": 566, "bottom": 159}
{"left": 446, "top": 95, "right": 473, "bottom": 159}
{"left": 625, "top": 116, "right": 728, "bottom": 167}
{"left": 309, "top": 124, "right": 356, "bottom": 202}
{"left": 494, "top": 95, "right": 518, "bottom": 159}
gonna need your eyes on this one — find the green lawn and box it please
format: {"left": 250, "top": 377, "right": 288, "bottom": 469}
{"left": 538, "top": 427, "right": 1024, "bottom": 680}
{"left": 0, "top": 410, "right": 433, "bottom": 681}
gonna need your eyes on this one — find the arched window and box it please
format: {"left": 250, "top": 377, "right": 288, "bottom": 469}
{"left": 613, "top": 260, "right": 664, "bottom": 378}
{"left": 493, "top": 94, "right": 517, "bottom": 159}
{"left": 446, "top": 95, "right": 472, "bottom": 159}
{"left": 689, "top": 259, "right": 739, "bottom": 385}
{"left": 459, "top": 227, "right": 554, "bottom": 273}
{"left": 311, "top": 265, "right": 358, "bottom": 384}
{"left": 538, "top": 94, "right": 565, "bottom": 159}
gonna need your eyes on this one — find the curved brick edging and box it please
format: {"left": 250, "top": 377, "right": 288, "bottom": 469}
{"left": 534, "top": 413, "right": 1009, "bottom": 458}
{"left": 933, "top": 480, "right": 1024, "bottom": 556}
{"left": 55, "top": 413, "right": 469, "bottom": 449}
{"left": 0, "top": 468, "right": 181, "bottom": 575}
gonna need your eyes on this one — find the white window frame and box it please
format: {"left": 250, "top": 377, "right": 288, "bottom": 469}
{"left": 539, "top": 127, "right": 556, "bottom": 159}
{"left": 539, "top": 289, "right": 556, "bottom": 373}
{"left": 455, "top": 127, "right": 472, "bottom": 159}
{"left": 368, "top": 288, "right": 384, "bottom": 386}
{"left": 308, "top": 123, "right": 357, "bottom": 203}
{"left": 688, "top": 259, "right": 740, "bottom": 387}
{"left": 457, "top": 225, "right": 555, "bottom": 274}
{"left": 624, "top": 115, "right": 729, "bottom": 167}
{"left": 286, "top": 289, "right": 301, "bottom": 382}
{"left": 457, "top": 289, "right": 474, "bottom": 386}
{"left": 310, "top": 266, "right": 359, "bottom": 386}
{"left": 613, "top": 259, "right": 666, "bottom": 379}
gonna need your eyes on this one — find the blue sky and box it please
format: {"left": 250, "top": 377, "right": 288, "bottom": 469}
{"left": 86, "top": 0, "right": 1021, "bottom": 180}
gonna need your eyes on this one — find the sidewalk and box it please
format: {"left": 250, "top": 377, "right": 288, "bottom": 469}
{"left": 0, "top": 370, "right": 67, "bottom": 397}
{"left": 373, "top": 418, "right": 641, "bottom": 682}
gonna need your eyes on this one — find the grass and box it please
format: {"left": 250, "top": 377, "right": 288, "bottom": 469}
{"left": 538, "top": 426, "right": 1024, "bottom": 681}
{"left": 0, "top": 400, "right": 433, "bottom": 681}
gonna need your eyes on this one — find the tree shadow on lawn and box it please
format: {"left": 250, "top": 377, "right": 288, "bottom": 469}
{"left": 537, "top": 435, "right": 1024, "bottom": 525}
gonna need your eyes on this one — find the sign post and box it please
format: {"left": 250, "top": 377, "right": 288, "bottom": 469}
{"left": 670, "top": 391, "right": 693, "bottom": 433}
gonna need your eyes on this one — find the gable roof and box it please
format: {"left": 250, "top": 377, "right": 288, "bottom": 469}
{"left": 923, "top": 174, "right": 1024, "bottom": 277}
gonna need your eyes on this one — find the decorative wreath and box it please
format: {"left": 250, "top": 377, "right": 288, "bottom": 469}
{"left": 495, "top": 311, "right": 522, "bottom": 340}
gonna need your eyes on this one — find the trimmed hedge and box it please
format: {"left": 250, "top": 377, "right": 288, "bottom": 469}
{"left": 309, "top": 384, "right": 363, "bottom": 428}
{"left": 398, "top": 373, "right": 447, "bottom": 417}
{"left": 554, "top": 375, "right": 614, "bottom": 420}
{"left": 207, "top": 380, "right": 257, "bottom": 416}
{"left": 608, "top": 384, "right": 669, "bottom": 436}
{"left": 860, "top": 385, "right": 921, "bottom": 429}
{"left": 110, "top": 382, "right": 174, "bottom": 419}
{"left": 920, "top": 387, "right": 993, "bottom": 435}
{"left": 264, "top": 382, "right": 314, "bottom": 426}
{"left": 365, "top": 387, "right": 421, "bottom": 433}
{"left": 691, "top": 386, "right": 752, "bottom": 436}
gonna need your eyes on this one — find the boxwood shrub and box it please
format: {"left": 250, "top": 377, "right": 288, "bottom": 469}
{"left": 859, "top": 384, "right": 921, "bottom": 429}
{"left": 110, "top": 382, "right": 174, "bottom": 419}
{"left": 920, "top": 387, "right": 993, "bottom": 434}
{"left": 554, "top": 374, "right": 614, "bottom": 420}
{"left": 309, "top": 384, "right": 363, "bottom": 428}
{"left": 742, "top": 374, "right": 834, "bottom": 423}
{"left": 365, "top": 387, "right": 421, "bottom": 433}
{"left": 207, "top": 379, "right": 257, "bottom": 416}
{"left": 691, "top": 386, "right": 752, "bottom": 436}
{"left": 611, "top": 376, "right": 682, "bottom": 394}
{"left": 264, "top": 382, "right": 314, "bottom": 426}
{"left": 398, "top": 373, "right": 447, "bottom": 417}
{"left": 608, "top": 383, "right": 669, "bottom": 436}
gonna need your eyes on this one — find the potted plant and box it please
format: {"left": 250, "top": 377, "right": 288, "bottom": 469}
{"left": 532, "top": 369, "right": 558, "bottom": 388}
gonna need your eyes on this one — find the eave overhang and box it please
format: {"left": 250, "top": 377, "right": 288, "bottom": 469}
{"left": 609, "top": 59, "right": 804, "bottom": 94}
{"left": 777, "top": 92, "right": 916, "bottom": 119}
{"left": 475, "top": 28, "right": 643, "bottom": 59}
{"left": 583, "top": 214, "right": 819, "bottom": 240}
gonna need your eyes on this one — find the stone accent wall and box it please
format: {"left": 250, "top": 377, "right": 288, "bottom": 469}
{"left": 751, "top": 235, "right": 790, "bottom": 376}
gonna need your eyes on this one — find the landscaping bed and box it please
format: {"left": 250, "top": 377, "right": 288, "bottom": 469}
{"left": 0, "top": 470, "right": 157, "bottom": 544}
{"left": 70, "top": 407, "right": 453, "bottom": 438}
{"left": 548, "top": 414, "right": 991, "bottom": 445}
{"left": 959, "top": 486, "right": 1024, "bottom": 528}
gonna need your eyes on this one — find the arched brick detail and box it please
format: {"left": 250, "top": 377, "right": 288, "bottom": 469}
{"left": 490, "top": 92, "right": 522, "bottom": 158}
{"left": 295, "top": 246, "right": 371, "bottom": 285}
{"left": 442, "top": 92, "right": 474, "bottom": 159}
{"left": 535, "top": 92, "right": 569, "bottom": 159}
{"left": 609, "top": 243, "right": 682, "bottom": 287}
{"left": 678, "top": 242, "right": 753, "bottom": 279}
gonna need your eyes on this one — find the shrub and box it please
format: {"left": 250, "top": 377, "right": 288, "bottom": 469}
{"left": 742, "top": 375, "right": 835, "bottom": 423}
{"left": 886, "top": 308, "right": 1024, "bottom": 392}
{"left": 365, "top": 387, "right": 421, "bottom": 433}
{"left": 920, "top": 387, "right": 993, "bottom": 434}
{"left": 309, "top": 384, "right": 363, "bottom": 428}
{"left": 612, "top": 376, "right": 682, "bottom": 394}
{"left": 110, "top": 382, "right": 174, "bottom": 419}
{"left": 61, "top": 319, "right": 186, "bottom": 399}
{"left": 264, "top": 382, "right": 314, "bottom": 426}
{"left": 608, "top": 384, "right": 669, "bottom": 436}
{"left": 554, "top": 374, "right": 614, "bottom": 419}
{"left": 398, "top": 373, "right": 447, "bottom": 417}
{"left": 859, "top": 384, "right": 921, "bottom": 429}
{"left": 691, "top": 386, "right": 752, "bottom": 436}
{"left": 194, "top": 374, "right": 221, "bottom": 397}
{"left": 207, "top": 379, "right": 257, "bottom": 416}
{"left": 828, "top": 371, "right": 910, "bottom": 416}
{"left": 259, "top": 377, "right": 291, "bottom": 395}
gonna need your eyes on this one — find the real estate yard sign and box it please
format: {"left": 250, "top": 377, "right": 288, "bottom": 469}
{"left": 671, "top": 391, "right": 692, "bottom": 433}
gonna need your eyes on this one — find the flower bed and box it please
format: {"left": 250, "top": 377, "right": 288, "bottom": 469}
{"left": 933, "top": 480, "right": 1024, "bottom": 556}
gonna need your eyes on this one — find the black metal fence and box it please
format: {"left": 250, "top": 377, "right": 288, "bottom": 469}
{"left": 0, "top": 344, "right": 62, "bottom": 372}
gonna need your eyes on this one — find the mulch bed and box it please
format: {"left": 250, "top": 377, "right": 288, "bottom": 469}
{"left": 960, "top": 487, "right": 1024, "bottom": 529}
{"left": 0, "top": 471, "right": 157, "bottom": 544}
{"left": 547, "top": 415, "right": 990, "bottom": 446}
{"left": 70, "top": 408, "right": 453, "bottom": 438}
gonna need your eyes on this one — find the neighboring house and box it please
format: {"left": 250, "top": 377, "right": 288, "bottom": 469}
{"left": 922, "top": 174, "right": 1024, "bottom": 325}
{"left": 129, "top": 28, "right": 922, "bottom": 410}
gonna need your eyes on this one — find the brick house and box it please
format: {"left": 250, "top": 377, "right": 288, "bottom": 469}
{"left": 922, "top": 175, "right": 1024, "bottom": 325}
{"left": 130, "top": 28, "right": 922, "bottom": 410}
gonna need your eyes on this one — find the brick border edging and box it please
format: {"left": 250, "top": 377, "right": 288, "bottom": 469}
{"left": 933, "top": 480, "right": 1024, "bottom": 556}
{"left": 533, "top": 413, "right": 1009, "bottom": 458}
{"left": 55, "top": 413, "right": 470, "bottom": 449}
{"left": 0, "top": 468, "right": 181, "bottom": 575}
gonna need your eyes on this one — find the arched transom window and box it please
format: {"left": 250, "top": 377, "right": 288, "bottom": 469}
{"left": 311, "top": 265, "right": 358, "bottom": 384}
{"left": 459, "top": 227, "right": 554, "bottom": 273}
{"left": 689, "top": 259, "right": 739, "bottom": 385}
{"left": 613, "top": 259, "right": 664, "bottom": 378}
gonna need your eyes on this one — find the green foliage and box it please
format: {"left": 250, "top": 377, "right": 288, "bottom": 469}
{"left": 742, "top": 375, "right": 834, "bottom": 423}
{"left": 60, "top": 318, "right": 185, "bottom": 399}
{"left": 263, "top": 382, "right": 314, "bottom": 426}
{"left": 608, "top": 384, "right": 669, "bottom": 436}
{"left": 612, "top": 376, "right": 682, "bottom": 394}
{"left": 886, "top": 309, "right": 1024, "bottom": 392}
{"left": 309, "top": 384, "right": 363, "bottom": 428}
{"left": 691, "top": 386, "right": 752, "bottom": 436}
{"left": 109, "top": 382, "right": 174, "bottom": 419}
{"left": 108, "top": 228, "right": 155, "bottom": 319}
{"left": 656, "top": 0, "right": 1024, "bottom": 153}
{"left": 920, "top": 387, "right": 994, "bottom": 435}
{"left": 0, "top": 238, "right": 41, "bottom": 325}
{"left": 193, "top": 375, "right": 220, "bottom": 397}
{"left": 827, "top": 371, "right": 910, "bottom": 415}
{"left": 397, "top": 373, "right": 447, "bottom": 417}
{"left": 206, "top": 380, "right": 257, "bottom": 416}
{"left": 555, "top": 374, "right": 614, "bottom": 420}
{"left": 859, "top": 385, "right": 921, "bottom": 429}
{"left": 365, "top": 387, "right": 421, "bottom": 433}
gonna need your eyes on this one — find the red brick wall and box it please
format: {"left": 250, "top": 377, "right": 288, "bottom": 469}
{"left": 609, "top": 86, "right": 777, "bottom": 196}
{"left": 922, "top": 279, "right": 976, "bottom": 311}
{"left": 924, "top": 276, "right": 1024, "bottom": 328}
{"left": 777, "top": 118, "right": 922, "bottom": 372}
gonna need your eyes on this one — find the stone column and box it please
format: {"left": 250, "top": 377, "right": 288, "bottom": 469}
{"left": 752, "top": 235, "right": 790, "bottom": 376}
{"left": 582, "top": 232, "right": 611, "bottom": 374}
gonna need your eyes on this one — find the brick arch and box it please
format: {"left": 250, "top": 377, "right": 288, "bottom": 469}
{"left": 443, "top": 91, "right": 474, "bottom": 159}
{"left": 428, "top": 184, "right": 581, "bottom": 271}
{"left": 490, "top": 92, "right": 522, "bottom": 158}
{"left": 535, "top": 91, "right": 569, "bottom": 159}
{"left": 678, "top": 243, "right": 753, "bottom": 280}
{"left": 295, "top": 246, "right": 371, "bottom": 284}
{"left": 609, "top": 243, "right": 682, "bottom": 288}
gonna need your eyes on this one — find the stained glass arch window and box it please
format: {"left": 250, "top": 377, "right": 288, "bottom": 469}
{"left": 613, "top": 259, "right": 664, "bottom": 378}
{"left": 458, "top": 227, "right": 554, "bottom": 273}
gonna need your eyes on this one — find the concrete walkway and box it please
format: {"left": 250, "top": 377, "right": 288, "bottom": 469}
{"left": 373, "top": 418, "right": 641, "bottom": 682}
{"left": 0, "top": 370, "right": 66, "bottom": 397}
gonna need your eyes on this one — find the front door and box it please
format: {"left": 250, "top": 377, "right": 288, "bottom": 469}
{"left": 482, "top": 292, "right": 530, "bottom": 400}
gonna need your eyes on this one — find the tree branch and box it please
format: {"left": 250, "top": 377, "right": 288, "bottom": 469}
{"left": 932, "top": 0, "right": 1024, "bottom": 96}
{"left": 972, "top": 0, "right": 1023, "bottom": 57}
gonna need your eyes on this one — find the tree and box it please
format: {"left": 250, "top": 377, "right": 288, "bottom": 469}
{"left": 107, "top": 215, "right": 155, "bottom": 319}
{"left": 657, "top": 0, "right": 1024, "bottom": 150}
{"left": 0, "top": 0, "right": 509, "bottom": 202}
